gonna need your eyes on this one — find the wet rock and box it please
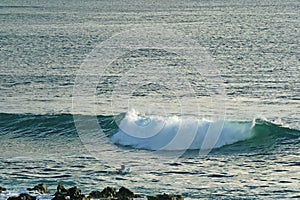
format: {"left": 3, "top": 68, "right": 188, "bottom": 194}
{"left": 8, "top": 193, "right": 36, "bottom": 200}
{"left": 68, "top": 186, "right": 85, "bottom": 200}
{"left": 52, "top": 184, "right": 85, "bottom": 200}
{"left": 27, "top": 183, "right": 50, "bottom": 194}
{"left": 88, "top": 187, "right": 136, "bottom": 200}
{"left": 117, "top": 187, "right": 134, "bottom": 200}
{"left": 57, "top": 184, "right": 68, "bottom": 193}
{"left": 52, "top": 184, "right": 69, "bottom": 200}
{"left": 0, "top": 186, "right": 6, "bottom": 193}
{"left": 100, "top": 187, "right": 117, "bottom": 199}
{"left": 88, "top": 190, "right": 102, "bottom": 199}
{"left": 147, "top": 193, "right": 184, "bottom": 200}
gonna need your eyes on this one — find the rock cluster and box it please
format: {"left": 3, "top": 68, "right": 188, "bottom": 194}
{"left": 2, "top": 183, "right": 184, "bottom": 200}
{"left": 88, "top": 186, "right": 137, "bottom": 200}
{"left": 52, "top": 184, "right": 85, "bottom": 200}
{"left": 53, "top": 185, "right": 137, "bottom": 200}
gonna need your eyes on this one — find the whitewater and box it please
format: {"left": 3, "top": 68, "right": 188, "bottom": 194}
{"left": 110, "top": 110, "right": 255, "bottom": 151}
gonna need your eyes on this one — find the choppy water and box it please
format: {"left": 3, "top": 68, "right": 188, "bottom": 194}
{"left": 0, "top": 0, "right": 299, "bottom": 199}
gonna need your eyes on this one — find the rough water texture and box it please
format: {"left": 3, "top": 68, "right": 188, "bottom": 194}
{"left": 0, "top": 0, "right": 299, "bottom": 199}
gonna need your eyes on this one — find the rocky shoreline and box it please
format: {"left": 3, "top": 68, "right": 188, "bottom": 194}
{"left": 0, "top": 184, "right": 184, "bottom": 200}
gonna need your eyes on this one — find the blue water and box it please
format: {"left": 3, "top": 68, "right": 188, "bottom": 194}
{"left": 0, "top": 0, "right": 299, "bottom": 199}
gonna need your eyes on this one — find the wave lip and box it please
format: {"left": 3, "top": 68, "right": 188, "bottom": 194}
{"left": 110, "top": 111, "right": 255, "bottom": 151}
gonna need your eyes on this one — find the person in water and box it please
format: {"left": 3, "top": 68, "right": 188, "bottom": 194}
{"left": 116, "top": 165, "right": 131, "bottom": 175}
{"left": 116, "top": 165, "right": 125, "bottom": 171}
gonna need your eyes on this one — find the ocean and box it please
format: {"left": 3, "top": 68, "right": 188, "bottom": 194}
{"left": 0, "top": 0, "right": 299, "bottom": 199}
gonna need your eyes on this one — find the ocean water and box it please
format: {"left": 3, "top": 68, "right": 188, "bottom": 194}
{"left": 0, "top": 0, "right": 299, "bottom": 199}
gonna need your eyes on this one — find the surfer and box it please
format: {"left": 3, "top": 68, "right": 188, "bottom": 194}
{"left": 116, "top": 165, "right": 131, "bottom": 175}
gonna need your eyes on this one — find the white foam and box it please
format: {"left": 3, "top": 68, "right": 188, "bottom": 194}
{"left": 110, "top": 110, "right": 254, "bottom": 150}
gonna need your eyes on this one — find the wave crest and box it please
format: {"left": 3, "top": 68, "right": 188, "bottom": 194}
{"left": 110, "top": 110, "right": 255, "bottom": 150}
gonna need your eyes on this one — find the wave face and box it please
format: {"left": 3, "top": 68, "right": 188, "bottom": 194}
{"left": 110, "top": 111, "right": 299, "bottom": 151}
{"left": 0, "top": 112, "right": 299, "bottom": 153}
{"left": 0, "top": 113, "right": 76, "bottom": 139}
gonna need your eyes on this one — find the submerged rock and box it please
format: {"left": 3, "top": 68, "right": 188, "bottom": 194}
{"left": 27, "top": 183, "right": 50, "bottom": 194}
{"left": 0, "top": 186, "right": 6, "bottom": 193}
{"left": 8, "top": 193, "right": 36, "bottom": 200}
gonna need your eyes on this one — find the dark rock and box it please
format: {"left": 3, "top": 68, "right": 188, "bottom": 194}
{"left": 52, "top": 184, "right": 85, "bottom": 200}
{"left": 8, "top": 193, "right": 36, "bottom": 200}
{"left": 52, "top": 184, "right": 69, "bottom": 200}
{"left": 68, "top": 186, "right": 84, "bottom": 200}
{"left": 147, "top": 193, "right": 184, "bottom": 200}
{"left": 88, "top": 190, "right": 102, "bottom": 199}
{"left": 27, "top": 183, "right": 50, "bottom": 194}
{"left": 57, "top": 184, "right": 68, "bottom": 193}
{"left": 100, "top": 187, "right": 117, "bottom": 199}
{"left": 117, "top": 187, "right": 134, "bottom": 200}
{"left": 0, "top": 186, "right": 6, "bottom": 193}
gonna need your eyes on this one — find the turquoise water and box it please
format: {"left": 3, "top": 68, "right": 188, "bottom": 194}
{"left": 0, "top": 0, "right": 299, "bottom": 199}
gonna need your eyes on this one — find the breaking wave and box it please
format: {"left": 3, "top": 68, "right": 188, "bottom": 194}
{"left": 1, "top": 111, "right": 299, "bottom": 153}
